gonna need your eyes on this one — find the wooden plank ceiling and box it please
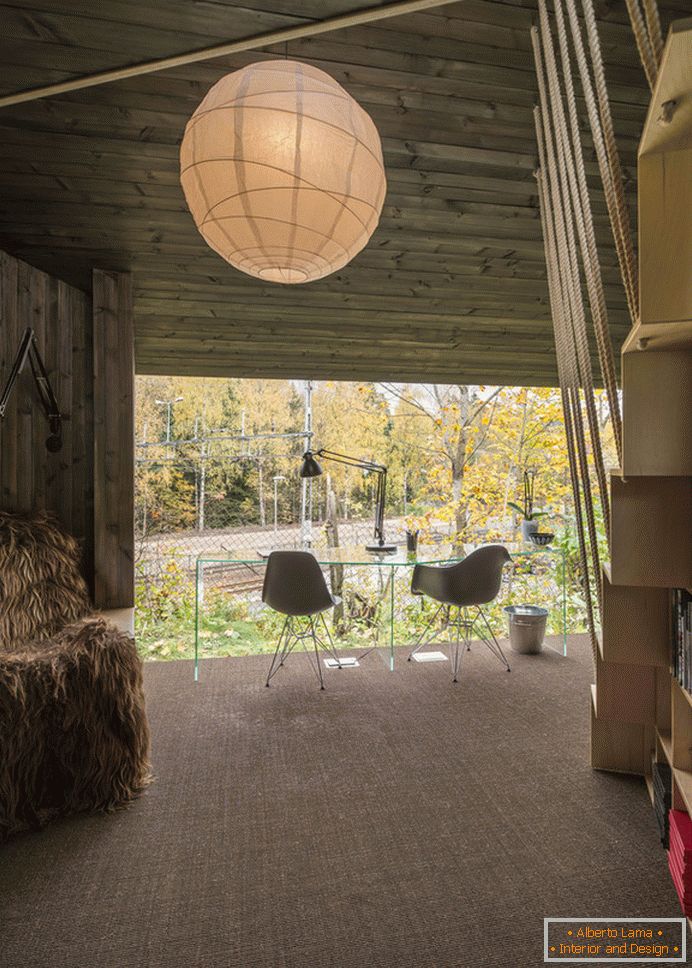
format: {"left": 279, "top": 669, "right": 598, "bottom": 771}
{"left": 0, "top": 0, "right": 685, "bottom": 385}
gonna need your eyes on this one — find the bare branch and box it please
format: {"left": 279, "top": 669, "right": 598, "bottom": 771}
{"left": 377, "top": 383, "right": 435, "bottom": 420}
{"left": 466, "top": 387, "right": 504, "bottom": 428}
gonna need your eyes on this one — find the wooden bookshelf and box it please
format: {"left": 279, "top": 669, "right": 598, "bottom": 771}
{"left": 622, "top": 350, "right": 692, "bottom": 476}
{"left": 630, "top": 17, "right": 692, "bottom": 348}
{"left": 590, "top": 686, "right": 652, "bottom": 774}
{"left": 600, "top": 567, "right": 670, "bottom": 666}
{"left": 609, "top": 473, "right": 692, "bottom": 588}
{"left": 594, "top": 648, "right": 657, "bottom": 725}
{"left": 589, "top": 16, "right": 692, "bottom": 918}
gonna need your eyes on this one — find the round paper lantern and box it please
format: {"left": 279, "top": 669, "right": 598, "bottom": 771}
{"left": 180, "top": 60, "right": 387, "bottom": 284}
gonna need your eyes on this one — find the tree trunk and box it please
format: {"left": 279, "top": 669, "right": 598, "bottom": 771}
{"left": 451, "top": 460, "right": 467, "bottom": 554}
{"left": 451, "top": 385, "right": 469, "bottom": 554}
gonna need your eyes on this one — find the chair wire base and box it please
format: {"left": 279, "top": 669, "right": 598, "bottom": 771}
{"left": 408, "top": 605, "right": 511, "bottom": 682}
{"left": 265, "top": 613, "right": 343, "bottom": 690}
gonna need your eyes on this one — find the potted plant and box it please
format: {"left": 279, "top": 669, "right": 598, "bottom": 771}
{"left": 508, "top": 469, "right": 549, "bottom": 542}
{"left": 404, "top": 512, "right": 429, "bottom": 554}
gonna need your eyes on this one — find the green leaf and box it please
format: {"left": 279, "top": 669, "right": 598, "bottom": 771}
{"left": 507, "top": 501, "right": 526, "bottom": 516}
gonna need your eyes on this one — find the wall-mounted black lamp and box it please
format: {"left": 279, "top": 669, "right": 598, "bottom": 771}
{"left": 300, "top": 448, "right": 396, "bottom": 554}
{"left": 0, "top": 328, "right": 63, "bottom": 452}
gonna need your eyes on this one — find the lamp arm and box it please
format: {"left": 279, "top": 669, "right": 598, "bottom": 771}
{"left": 0, "top": 328, "right": 33, "bottom": 418}
{"left": 0, "top": 328, "right": 63, "bottom": 445}
{"left": 313, "top": 448, "right": 387, "bottom": 475}
{"left": 28, "top": 339, "right": 62, "bottom": 429}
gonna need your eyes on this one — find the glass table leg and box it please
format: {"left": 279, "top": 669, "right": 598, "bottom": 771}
{"left": 389, "top": 565, "right": 396, "bottom": 671}
{"left": 561, "top": 549, "right": 567, "bottom": 656}
{"left": 194, "top": 559, "right": 200, "bottom": 682}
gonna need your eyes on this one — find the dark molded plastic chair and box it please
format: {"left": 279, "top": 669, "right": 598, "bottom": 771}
{"left": 408, "top": 544, "right": 512, "bottom": 682}
{"left": 262, "top": 551, "right": 342, "bottom": 690}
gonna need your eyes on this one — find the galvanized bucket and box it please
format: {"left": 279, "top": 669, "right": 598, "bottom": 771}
{"left": 504, "top": 605, "right": 548, "bottom": 654}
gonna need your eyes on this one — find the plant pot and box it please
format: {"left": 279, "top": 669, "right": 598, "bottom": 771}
{"left": 521, "top": 519, "right": 539, "bottom": 542}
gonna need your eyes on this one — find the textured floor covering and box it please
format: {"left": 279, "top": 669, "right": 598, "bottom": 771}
{"left": 0, "top": 635, "right": 682, "bottom": 968}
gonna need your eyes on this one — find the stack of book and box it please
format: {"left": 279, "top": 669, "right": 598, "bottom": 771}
{"left": 668, "top": 809, "right": 692, "bottom": 915}
{"left": 671, "top": 589, "right": 692, "bottom": 692}
{"left": 652, "top": 757, "right": 672, "bottom": 847}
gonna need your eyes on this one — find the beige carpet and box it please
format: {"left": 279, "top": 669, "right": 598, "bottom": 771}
{"left": 0, "top": 635, "right": 681, "bottom": 967}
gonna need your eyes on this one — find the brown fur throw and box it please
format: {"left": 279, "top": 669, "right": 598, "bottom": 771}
{"left": 0, "top": 617, "right": 151, "bottom": 840}
{"left": 0, "top": 511, "right": 91, "bottom": 650}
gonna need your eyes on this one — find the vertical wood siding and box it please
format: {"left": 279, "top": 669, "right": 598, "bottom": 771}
{"left": 0, "top": 250, "right": 133, "bottom": 609}
{"left": 93, "top": 269, "right": 135, "bottom": 609}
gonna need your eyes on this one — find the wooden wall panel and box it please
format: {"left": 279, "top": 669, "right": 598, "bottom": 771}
{"left": 93, "top": 269, "right": 135, "bottom": 610}
{"left": 0, "top": 251, "right": 133, "bottom": 611}
{"left": 0, "top": 250, "right": 94, "bottom": 586}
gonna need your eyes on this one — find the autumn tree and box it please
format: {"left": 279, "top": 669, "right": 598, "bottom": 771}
{"left": 382, "top": 383, "right": 503, "bottom": 551}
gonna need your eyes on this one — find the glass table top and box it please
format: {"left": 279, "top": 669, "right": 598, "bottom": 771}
{"left": 193, "top": 542, "right": 567, "bottom": 680}
{"left": 196, "top": 543, "right": 562, "bottom": 568}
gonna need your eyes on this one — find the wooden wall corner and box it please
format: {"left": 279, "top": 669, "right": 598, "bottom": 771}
{"left": 93, "top": 269, "right": 135, "bottom": 610}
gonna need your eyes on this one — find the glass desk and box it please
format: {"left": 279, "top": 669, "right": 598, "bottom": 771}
{"left": 194, "top": 544, "right": 566, "bottom": 681}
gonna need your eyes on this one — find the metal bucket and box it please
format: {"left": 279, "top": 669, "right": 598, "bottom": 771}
{"left": 504, "top": 605, "right": 548, "bottom": 654}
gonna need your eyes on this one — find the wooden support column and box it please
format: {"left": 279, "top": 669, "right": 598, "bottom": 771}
{"left": 93, "top": 270, "right": 135, "bottom": 609}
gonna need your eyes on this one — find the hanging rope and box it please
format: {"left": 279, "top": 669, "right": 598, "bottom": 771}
{"left": 534, "top": 156, "right": 598, "bottom": 658}
{"left": 537, "top": 0, "right": 621, "bottom": 478}
{"left": 532, "top": 19, "right": 609, "bottom": 571}
{"left": 551, "top": 0, "right": 622, "bottom": 466}
{"left": 642, "top": 0, "right": 664, "bottom": 66}
{"left": 565, "top": 0, "right": 639, "bottom": 325}
{"left": 532, "top": 78, "right": 601, "bottom": 658}
{"left": 625, "top": 0, "right": 659, "bottom": 89}
{"left": 530, "top": 0, "right": 665, "bottom": 660}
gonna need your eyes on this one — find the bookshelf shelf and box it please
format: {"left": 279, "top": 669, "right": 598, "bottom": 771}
{"left": 590, "top": 686, "right": 651, "bottom": 774}
{"left": 681, "top": 685, "right": 692, "bottom": 712}
{"left": 674, "top": 769, "right": 692, "bottom": 816}
{"left": 657, "top": 728, "right": 673, "bottom": 765}
{"left": 609, "top": 473, "right": 692, "bottom": 588}
{"left": 594, "top": 648, "right": 656, "bottom": 724}
{"left": 637, "top": 19, "right": 692, "bottom": 336}
{"left": 600, "top": 566, "right": 670, "bottom": 666}
{"left": 622, "top": 350, "right": 692, "bottom": 477}
{"left": 645, "top": 774, "right": 655, "bottom": 806}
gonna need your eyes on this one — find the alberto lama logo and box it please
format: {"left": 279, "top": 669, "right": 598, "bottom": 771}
{"left": 544, "top": 918, "right": 686, "bottom": 962}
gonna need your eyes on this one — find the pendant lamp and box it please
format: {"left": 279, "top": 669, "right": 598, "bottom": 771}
{"left": 180, "top": 59, "right": 387, "bottom": 284}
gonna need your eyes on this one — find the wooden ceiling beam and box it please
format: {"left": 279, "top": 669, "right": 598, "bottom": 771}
{"left": 0, "top": 0, "right": 461, "bottom": 107}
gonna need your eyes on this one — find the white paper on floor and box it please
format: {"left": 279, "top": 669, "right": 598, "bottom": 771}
{"left": 411, "top": 651, "right": 448, "bottom": 663}
{"left": 323, "top": 657, "right": 360, "bottom": 668}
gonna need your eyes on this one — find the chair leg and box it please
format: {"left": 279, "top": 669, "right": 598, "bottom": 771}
{"left": 317, "top": 612, "right": 342, "bottom": 667}
{"left": 476, "top": 606, "right": 511, "bottom": 671}
{"left": 452, "top": 607, "right": 464, "bottom": 683}
{"left": 305, "top": 617, "right": 325, "bottom": 690}
{"left": 407, "top": 603, "right": 444, "bottom": 660}
{"left": 266, "top": 616, "right": 291, "bottom": 686}
{"left": 269, "top": 615, "right": 341, "bottom": 691}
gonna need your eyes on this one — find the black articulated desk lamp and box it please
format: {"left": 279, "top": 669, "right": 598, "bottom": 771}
{"left": 0, "top": 328, "right": 63, "bottom": 452}
{"left": 300, "top": 449, "right": 397, "bottom": 554}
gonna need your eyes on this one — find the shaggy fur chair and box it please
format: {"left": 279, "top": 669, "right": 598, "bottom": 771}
{"left": 0, "top": 512, "right": 150, "bottom": 841}
{"left": 0, "top": 511, "right": 91, "bottom": 648}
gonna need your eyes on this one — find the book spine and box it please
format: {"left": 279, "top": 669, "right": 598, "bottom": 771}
{"left": 673, "top": 590, "right": 692, "bottom": 695}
